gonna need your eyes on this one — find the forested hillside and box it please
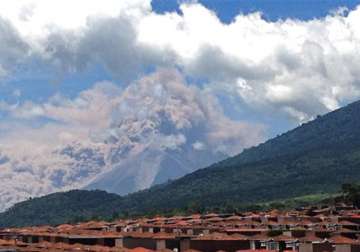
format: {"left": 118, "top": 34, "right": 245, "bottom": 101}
{"left": 0, "top": 190, "right": 123, "bottom": 227}
{"left": 3, "top": 100, "right": 360, "bottom": 227}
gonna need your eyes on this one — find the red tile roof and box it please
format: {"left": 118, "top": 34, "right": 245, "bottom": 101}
{"left": 329, "top": 235, "right": 360, "bottom": 244}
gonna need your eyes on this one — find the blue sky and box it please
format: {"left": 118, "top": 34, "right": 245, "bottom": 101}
{"left": 152, "top": 0, "right": 360, "bottom": 21}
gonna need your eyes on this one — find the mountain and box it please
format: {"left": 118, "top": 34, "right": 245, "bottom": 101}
{"left": 3, "top": 99, "right": 360, "bottom": 227}
{"left": 0, "top": 71, "right": 259, "bottom": 212}
{"left": 124, "top": 99, "right": 360, "bottom": 212}
{"left": 84, "top": 114, "right": 227, "bottom": 196}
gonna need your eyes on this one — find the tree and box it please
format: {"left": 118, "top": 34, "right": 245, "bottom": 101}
{"left": 341, "top": 183, "right": 360, "bottom": 208}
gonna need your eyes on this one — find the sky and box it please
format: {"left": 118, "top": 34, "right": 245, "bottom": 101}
{"left": 1, "top": 0, "right": 360, "bottom": 135}
{"left": 152, "top": 0, "right": 360, "bottom": 22}
{"left": 1, "top": 0, "right": 360, "bottom": 209}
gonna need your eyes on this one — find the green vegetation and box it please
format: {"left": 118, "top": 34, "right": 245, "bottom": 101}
{"left": 0, "top": 190, "right": 124, "bottom": 227}
{"left": 2, "top": 100, "right": 360, "bottom": 227}
{"left": 0, "top": 191, "right": 336, "bottom": 228}
{"left": 257, "top": 193, "right": 337, "bottom": 210}
{"left": 341, "top": 183, "right": 360, "bottom": 207}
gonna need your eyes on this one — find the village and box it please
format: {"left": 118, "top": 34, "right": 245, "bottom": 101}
{"left": 1, "top": 204, "right": 360, "bottom": 252}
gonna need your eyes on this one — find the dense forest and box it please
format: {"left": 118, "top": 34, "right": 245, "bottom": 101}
{"left": 3, "top": 100, "right": 360, "bottom": 227}
{"left": 0, "top": 189, "right": 335, "bottom": 227}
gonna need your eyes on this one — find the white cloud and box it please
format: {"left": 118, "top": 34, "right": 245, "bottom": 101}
{"left": 136, "top": 3, "right": 360, "bottom": 121}
{"left": 0, "top": 17, "right": 30, "bottom": 78}
{"left": 193, "top": 141, "right": 205, "bottom": 151}
{"left": 1, "top": 1, "right": 360, "bottom": 121}
{"left": 0, "top": 0, "right": 151, "bottom": 37}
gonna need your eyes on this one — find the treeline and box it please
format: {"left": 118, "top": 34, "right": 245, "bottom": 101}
{"left": 0, "top": 182, "right": 359, "bottom": 228}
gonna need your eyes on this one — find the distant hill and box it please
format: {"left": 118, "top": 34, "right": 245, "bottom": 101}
{"left": 0, "top": 190, "right": 123, "bottom": 227}
{"left": 2, "top": 100, "right": 360, "bottom": 227}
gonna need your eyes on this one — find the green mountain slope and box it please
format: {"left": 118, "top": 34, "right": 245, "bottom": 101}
{"left": 122, "top": 100, "right": 360, "bottom": 212}
{"left": 0, "top": 190, "right": 123, "bottom": 227}
{"left": 2, "top": 100, "right": 360, "bottom": 227}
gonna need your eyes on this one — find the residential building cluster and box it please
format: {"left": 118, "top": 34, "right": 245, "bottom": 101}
{"left": 1, "top": 205, "right": 360, "bottom": 252}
